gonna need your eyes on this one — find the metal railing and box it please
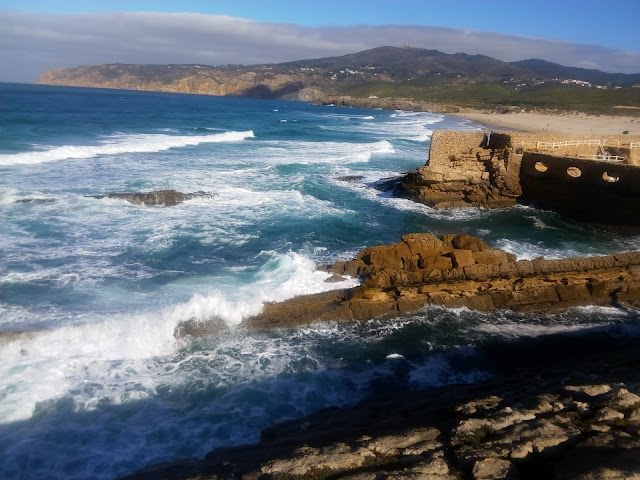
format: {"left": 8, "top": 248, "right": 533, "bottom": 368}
{"left": 536, "top": 139, "right": 604, "bottom": 149}
{"left": 593, "top": 154, "right": 625, "bottom": 162}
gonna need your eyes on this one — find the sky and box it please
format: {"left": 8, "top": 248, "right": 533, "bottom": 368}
{"left": 1, "top": 0, "right": 639, "bottom": 83}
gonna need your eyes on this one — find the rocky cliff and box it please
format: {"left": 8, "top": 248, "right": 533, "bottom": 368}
{"left": 241, "top": 233, "right": 640, "bottom": 331}
{"left": 36, "top": 64, "right": 318, "bottom": 99}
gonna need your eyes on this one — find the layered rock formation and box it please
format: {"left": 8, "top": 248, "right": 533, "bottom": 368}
{"left": 89, "top": 189, "right": 216, "bottom": 206}
{"left": 397, "top": 132, "right": 523, "bottom": 209}
{"left": 238, "top": 233, "right": 640, "bottom": 332}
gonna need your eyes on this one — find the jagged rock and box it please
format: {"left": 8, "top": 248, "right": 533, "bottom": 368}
{"left": 336, "top": 175, "right": 365, "bottom": 182}
{"left": 472, "top": 458, "right": 515, "bottom": 480}
{"left": 245, "top": 232, "right": 640, "bottom": 331}
{"left": 90, "top": 189, "right": 217, "bottom": 206}
{"left": 174, "top": 316, "right": 229, "bottom": 338}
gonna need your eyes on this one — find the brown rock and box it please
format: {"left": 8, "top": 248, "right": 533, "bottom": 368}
{"left": 359, "top": 242, "right": 411, "bottom": 270}
{"left": 401, "top": 232, "right": 450, "bottom": 255}
{"left": 452, "top": 249, "right": 475, "bottom": 268}
{"left": 473, "top": 249, "right": 511, "bottom": 265}
{"left": 556, "top": 282, "right": 592, "bottom": 302}
{"left": 451, "top": 234, "right": 490, "bottom": 252}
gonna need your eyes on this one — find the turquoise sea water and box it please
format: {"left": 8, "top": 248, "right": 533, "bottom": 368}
{"left": 1, "top": 83, "right": 639, "bottom": 479}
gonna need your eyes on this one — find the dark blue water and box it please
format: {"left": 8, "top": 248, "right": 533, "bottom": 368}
{"left": 1, "top": 83, "right": 639, "bottom": 479}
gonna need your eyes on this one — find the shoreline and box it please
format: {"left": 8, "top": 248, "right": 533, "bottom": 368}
{"left": 313, "top": 95, "right": 640, "bottom": 135}
{"left": 444, "top": 108, "right": 640, "bottom": 135}
{"left": 124, "top": 326, "right": 640, "bottom": 480}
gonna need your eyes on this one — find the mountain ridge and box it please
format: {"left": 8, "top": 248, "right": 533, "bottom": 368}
{"left": 36, "top": 46, "right": 640, "bottom": 111}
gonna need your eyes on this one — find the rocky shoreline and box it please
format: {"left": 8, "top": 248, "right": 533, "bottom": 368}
{"left": 223, "top": 233, "right": 640, "bottom": 333}
{"left": 124, "top": 326, "right": 640, "bottom": 480}
{"left": 129, "top": 128, "right": 640, "bottom": 478}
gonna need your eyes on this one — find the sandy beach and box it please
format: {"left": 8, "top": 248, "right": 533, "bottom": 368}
{"left": 451, "top": 109, "right": 640, "bottom": 135}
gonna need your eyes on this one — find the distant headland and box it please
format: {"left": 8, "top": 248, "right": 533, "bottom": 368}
{"left": 36, "top": 46, "right": 640, "bottom": 118}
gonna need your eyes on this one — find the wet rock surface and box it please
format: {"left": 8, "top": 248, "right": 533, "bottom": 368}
{"left": 242, "top": 233, "right": 640, "bottom": 331}
{"left": 89, "top": 189, "right": 217, "bottom": 206}
{"left": 123, "top": 332, "right": 640, "bottom": 480}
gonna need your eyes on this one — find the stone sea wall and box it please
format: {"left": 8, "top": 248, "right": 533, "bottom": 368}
{"left": 397, "top": 130, "right": 640, "bottom": 227}
{"left": 427, "top": 130, "right": 639, "bottom": 168}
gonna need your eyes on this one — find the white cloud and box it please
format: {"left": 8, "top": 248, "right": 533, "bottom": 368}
{"left": 1, "top": 10, "right": 638, "bottom": 82}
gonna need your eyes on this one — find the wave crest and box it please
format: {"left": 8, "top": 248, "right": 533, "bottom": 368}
{"left": 0, "top": 130, "right": 255, "bottom": 166}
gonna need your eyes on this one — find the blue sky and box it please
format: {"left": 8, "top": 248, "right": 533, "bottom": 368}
{"left": 2, "top": 1, "right": 639, "bottom": 82}
{"left": 4, "top": 0, "right": 639, "bottom": 51}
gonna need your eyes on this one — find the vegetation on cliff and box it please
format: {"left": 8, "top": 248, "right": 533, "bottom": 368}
{"left": 37, "top": 46, "right": 640, "bottom": 114}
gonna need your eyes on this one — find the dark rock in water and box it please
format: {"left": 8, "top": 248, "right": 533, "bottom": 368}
{"left": 335, "top": 175, "right": 364, "bottom": 183}
{"left": 174, "top": 317, "right": 229, "bottom": 338}
{"left": 89, "top": 189, "right": 217, "bottom": 206}
{"left": 14, "top": 198, "right": 56, "bottom": 204}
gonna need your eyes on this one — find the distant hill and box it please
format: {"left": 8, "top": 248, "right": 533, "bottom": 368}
{"left": 36, "top": 46, "right": 640, "bottom": 112}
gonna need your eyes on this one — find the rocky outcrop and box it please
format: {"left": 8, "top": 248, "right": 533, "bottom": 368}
{"left": 395, "top": 131, "right": 523, "bottom": 209}
{"left": 89, "top": 189, "right": 216, "bottom": 206}
{"left": 316, "top": 95, "right": 461, "bottom": 113}
{"left": 240, "top": 233, "right": 640, "bottom": 331}
{"left": 123, "top": 332, "right": 640, "bottom": 480}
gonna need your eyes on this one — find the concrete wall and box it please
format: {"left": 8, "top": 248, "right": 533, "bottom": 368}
{"left": 519, "top": 153, "right": 640, "bottom": 226}
{"left": 428, "top": 130, "right": 640, "bottom": 167}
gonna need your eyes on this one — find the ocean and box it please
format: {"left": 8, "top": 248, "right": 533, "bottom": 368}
{"left": 1, "top": 83, "right": 639, "bottom": 479}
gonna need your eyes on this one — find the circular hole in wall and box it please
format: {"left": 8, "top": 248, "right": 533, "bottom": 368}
{"left": 567, "top": 167, "right": 582, "bottom": 178}
{"left": 534, "top": 162, "right": 548, "bottom": 172}
{"left": 602, "top": 172, "right": 620, "bottom": 183}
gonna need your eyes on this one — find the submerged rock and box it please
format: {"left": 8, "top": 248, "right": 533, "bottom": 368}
{"left": 89, "top": 189, "right": 217, "bottom": 206}
{"left": 13, "top": 198, "right": 56, "bottom": 204}
{"left": 335, "top": 175, "right": 365, "bottom": 182}
{"left": 174, "top": 316, "right": 229, "bottom": 338}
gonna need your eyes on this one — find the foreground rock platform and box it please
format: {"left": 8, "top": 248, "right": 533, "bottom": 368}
{"left": 243, "top": 233, "right": 640, "bottom": 331}
{"left": 123, "top": 329, "right": 640, "bottom": 480}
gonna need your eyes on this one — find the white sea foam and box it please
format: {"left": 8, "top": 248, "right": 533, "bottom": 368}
{"left": 0, "top": 130, "right": 255, "bottom": 166}
{"left": 0, "top": 251, "right": 358, "bottom": 424}
{"left": 259, "top": 139, "right": 395, "bottom": 164}
{"left": 496, "top": 238, "right": 584, "bottom": 260}
{"left": 171, "top": 252, "right": 358, "bottom": 326}
{"left": 472, "top": 322, "right": 606, "bottom": 338}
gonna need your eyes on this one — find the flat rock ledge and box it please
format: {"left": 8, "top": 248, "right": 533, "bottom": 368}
{"left": 243, "top": 233, "right": 640, "bottom": 331}
{"left": 123, "top": 334, "right": 640, "bottom": 480}
{"left": 89, "top": 189, "right": 217, "bottom": 206}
